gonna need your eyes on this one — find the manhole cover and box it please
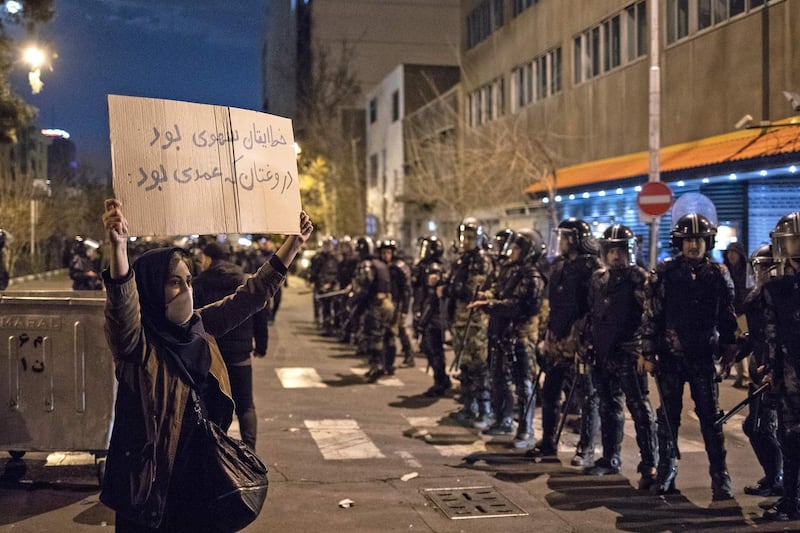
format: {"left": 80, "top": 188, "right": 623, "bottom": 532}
{"left": 423, "top": 486, "right": 529, "bottom": 520}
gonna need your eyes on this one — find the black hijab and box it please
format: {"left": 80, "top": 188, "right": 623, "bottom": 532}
{"left": 132, "top": 247, "right": 211, "bottom": 384}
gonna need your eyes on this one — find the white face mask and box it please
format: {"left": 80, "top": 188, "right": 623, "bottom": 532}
{"left": 165, "top": 288, "right": 194, "bottom": 325}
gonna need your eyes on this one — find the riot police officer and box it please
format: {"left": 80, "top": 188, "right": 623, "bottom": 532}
{"left": 469, "top": 229, "right": 546, "bottom": 448}
{"left": 416, "top": 261, "right": 452, "bottom": 397}
{"left": 352, "top": 236, "right": 395, "bottom": 382}
{"left": 308, "top": 236, "right": 340, "bottom": 335}
{"left": 740, "top": 244, "right": 783, "bottom": 498}
{"left": 336, "top": 236, "right": 360, "bottom": 340}
{"left": 444, "top": 217, "right": 493, "bottom": 427}
{"left": 584, "top": 225, "right": 658, "bottom": 488}
{"left": 761, "top": 212, "right": 800, "bottom": 520}
{"left": 641, "top": 213, "right": 738, "bottom": 501}
{"left": 530, "top": 218, "right": 602, "bottom": 465}
{"left": 411, "top": 236, "right": 445, "bottom": 335}
{"left": 69, "top": 237, "right": 103, "bottom": 290}
{"left": 379, "top": 239, "right": 413, "bottom": 370}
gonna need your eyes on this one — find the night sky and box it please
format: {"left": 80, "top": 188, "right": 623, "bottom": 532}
{"left": 12, "top": 0, "right": 268, "bottom": 174}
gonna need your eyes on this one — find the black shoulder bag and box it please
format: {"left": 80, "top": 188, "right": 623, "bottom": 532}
{"left": 187, "top": 381, "right": 269, "bottom": 532}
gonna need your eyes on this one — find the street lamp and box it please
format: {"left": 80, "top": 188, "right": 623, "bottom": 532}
{"left": 20, "top": 43, "right": 53, "bottom": 94}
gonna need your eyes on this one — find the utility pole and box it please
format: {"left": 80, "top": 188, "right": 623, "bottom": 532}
{"left": 648, "top": 0, "right": 662, "bottom": 268}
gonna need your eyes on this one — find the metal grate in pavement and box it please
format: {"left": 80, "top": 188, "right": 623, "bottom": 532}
{"left": 423, "top": 486, "right": 529, "bottom": 520}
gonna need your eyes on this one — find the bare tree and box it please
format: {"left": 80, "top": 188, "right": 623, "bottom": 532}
{"left": 295, "top": 41, "right": 365, "bottom": 237}
{"left": 403, "top": 84, "right": 558, "bottom": 226}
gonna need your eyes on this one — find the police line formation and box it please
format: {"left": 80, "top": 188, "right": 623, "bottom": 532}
{"left": 305, "top": 212, "right": 800, "bottom": 523}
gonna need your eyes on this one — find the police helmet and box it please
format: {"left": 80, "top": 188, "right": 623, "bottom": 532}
{"left": 492, "top": 229, "right": 515, "bottom": 258}
{"left": 512, "top": 228, "right": 545, "bottom": 263}
{"left": 417, "top": 235, "right": 444, "bottom": 262}
{"left": 670, "top": 213, "right": 716, "bottom": 253}
{"left": 457, "top": 216, "right": 486, "bottom": 251}
{"left": 355, "top": 236, "right": 375, "bottom": 259}
{"left": 553, "top": 218, "right": 599, "bottom": 256}
{"left": 600, "top": 224, "right": 637, "bottom": 266}
{"left": 770, "top": 212, "right": 800, "bottom": 273}
{"left": 746, "top": 244, "right": 777, "bottom": 288}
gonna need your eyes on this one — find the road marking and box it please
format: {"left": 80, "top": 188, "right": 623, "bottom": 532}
{"left": 276, "top": 367, "right": 327, "bottom": 388}
{"left": 395, "top": 450, "right": 423, "bottom": 468}
{"left": 304, "top": 419, "right": 385, "bottom": 460}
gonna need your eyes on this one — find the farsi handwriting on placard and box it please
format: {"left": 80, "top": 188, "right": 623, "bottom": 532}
{"left": 149, "top": 125, "right": 182, "bottom": 151}
{"left": 192, "top": 129, "right": 240, "bottom": 148}
{"left": 242, "top": 123, "right": 288, "bottom": 150}
{"left": 137, "top": 165, "right": 227, "bottom": 190}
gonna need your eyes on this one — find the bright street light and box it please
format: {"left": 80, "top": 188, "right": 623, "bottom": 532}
{"left": 22, "top": 46, "right": 46, "bottom": 69}
{"left": 5, "top": 1, "right": 22, "bottom": 15}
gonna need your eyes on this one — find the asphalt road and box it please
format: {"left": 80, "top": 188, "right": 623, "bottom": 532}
{"left": 0, "top": 272, "right": 797, "bottom": 532}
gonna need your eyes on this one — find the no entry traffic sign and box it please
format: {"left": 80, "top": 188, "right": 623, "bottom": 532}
{"left": 637, "top": 181, "right": 673, "bottom": 217}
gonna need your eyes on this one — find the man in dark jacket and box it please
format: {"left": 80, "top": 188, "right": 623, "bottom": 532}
{"left": 193, "top": 241, "right": 270, "bottom": 449}
{"left": 724, "top": 241, "right": 751, "bottom": 388}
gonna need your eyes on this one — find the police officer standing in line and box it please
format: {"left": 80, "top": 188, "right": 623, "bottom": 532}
{"left": 335, "top": 236, "right": 360, "bottom": 340}
{"left": 761, "top": 212, "right": 800, "bottom": 521}
{"left": 529, "top": 218, "right": 602, "bottom": 465}
{"left": 583, "top": 225, "right": 658, "bottom": 488}
{"left": 416, "top": 261, "right": 452, "bottom": 397}
{"left": 0, "top": 229, "right": 9, "bottom": 291}
{"left": 308, "top": 236, "right": 340, "bottom": 335}
{"left": 640, "top": 213, "right": 738, "bottom": 501}
{"left": 378, "top": 239, "right": 413, "bottom": 370}
{"left": 444, "top": 217, "right": 493, "bottom": 427}
{"left": 352, "top": 236, "right": 395, "bottom": 382}
{"left": 469, "top": 229, "right": 546, "bottom": 449}
{"left": 411, "top": 236, "right": 445, "bottom": 344}
{"left": 740, "top": 244, "right": 783, "bottom": 498}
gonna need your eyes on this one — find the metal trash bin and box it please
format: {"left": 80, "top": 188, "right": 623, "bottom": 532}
{"left": 0, "top": 291, "right": 114, "bottom": 483}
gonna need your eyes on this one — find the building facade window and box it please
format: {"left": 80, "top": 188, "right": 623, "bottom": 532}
{"left": 512, "top": 0, "right": 539, "bottom": 17}
{"left": 667, "top": 0, "right": 767, "bottom": 44}
{"left": 511, "top": 47, "right": 561, "bottom": 112}
{"left": 466, "top": 0, "right": 504, "bottom": 49}
{"left": 369, "top": 98, "right": 377, "bottom": 124}
{"left": 391, "top": 90, "right": 400, "bottom": 122}
{"left": 369, "top": 153, "right": 379, "bottom": 188}
{"left": 469, "top": 77, "right": 506, "bottom": 126}
{"left": 574, "top": 2, "right": 646, "bottom": 85}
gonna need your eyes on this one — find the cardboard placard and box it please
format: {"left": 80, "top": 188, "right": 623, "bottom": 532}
{"left": 108, "top": 95, "right": 301, "bottom": 236}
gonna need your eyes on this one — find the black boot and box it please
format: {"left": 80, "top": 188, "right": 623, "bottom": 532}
{"left": 586, "top": 456, "right": 621, "bottom": 476}
{"left": 485, "top": 416, "right": 515, "bottom": 436}
{"left": 472, "top": 401, "right": 495, "bottom": 431}
{"left": 710, "top": 470, "right": 734, "bottom": 501}
{"left": 744, "top": 475, "right": 784, "bottom": 496}
{"left": 650, "top": 458, "right": 678, "bottom": 495}
{"left": 513, "top": 399, "right": 535, "bottom": 449}
{"left": 637, "top": 464, "right": 657, "bottom": 491}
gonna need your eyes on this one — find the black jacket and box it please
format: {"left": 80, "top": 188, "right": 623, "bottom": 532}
{"left": 193, "top": 259, "right": 269, "bottom": 361}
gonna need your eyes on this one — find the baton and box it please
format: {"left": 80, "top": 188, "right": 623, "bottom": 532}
{"left": 653, "top": 373, "right": 680, "bottom": 459}
{"left": 714, "top": 382, "right": 770, "bottom": 427}
{"left": 521, "top": 365, "right": 544, "bottom": 427}
{"left": 314, "top": 288, "right": 351, "bottom": 300}
{"left": 553, "top": 358, "right": 580, "bottom": 449}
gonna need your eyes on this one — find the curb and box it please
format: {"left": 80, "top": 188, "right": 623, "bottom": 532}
{"left": 7, "top": 268, "right": 68, "bottom": 286}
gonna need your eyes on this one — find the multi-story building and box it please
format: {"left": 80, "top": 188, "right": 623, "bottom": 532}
{"left": 365, "top": 64, "right": 460, "bottom": 248}
{"left": 460, "top": 0, "right": 800, "bottom": 261}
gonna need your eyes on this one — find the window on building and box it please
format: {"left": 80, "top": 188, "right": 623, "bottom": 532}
{"left": 574, "top": 1, "right": 646, "bottom": 84}
{"left": 369, "top": 153, "right": 378, "bottom": 188}
{"left": 369, "top": 98, "right": 377, "bottom": 124}
{"left": 550, "top": 47, "right": 562, "bottom": 94}
{"left": 513, "top": 0, "right": 538, "bottom": 17}
{"left": 391, "top": 90, "right": 399, "bottom": 122}
{"left": 625, "top": 1, "right": 647, "bottom": 61}
{"left": 466, "top": 0, "right": 504, "bottom": 49}
{"left": 667, "top": 0, "right": 690, "bottom": 43}
{"left": 729, "top": 0, "right": 746, "bottom": 16}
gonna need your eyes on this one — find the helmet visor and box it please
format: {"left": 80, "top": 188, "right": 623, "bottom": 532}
{"left": 600, "top": 238, "right": 637, "bottom": 267}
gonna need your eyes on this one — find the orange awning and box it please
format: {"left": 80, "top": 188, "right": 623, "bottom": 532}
{"left": 526, "top": 116, "right": 800, "bottom": 194}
